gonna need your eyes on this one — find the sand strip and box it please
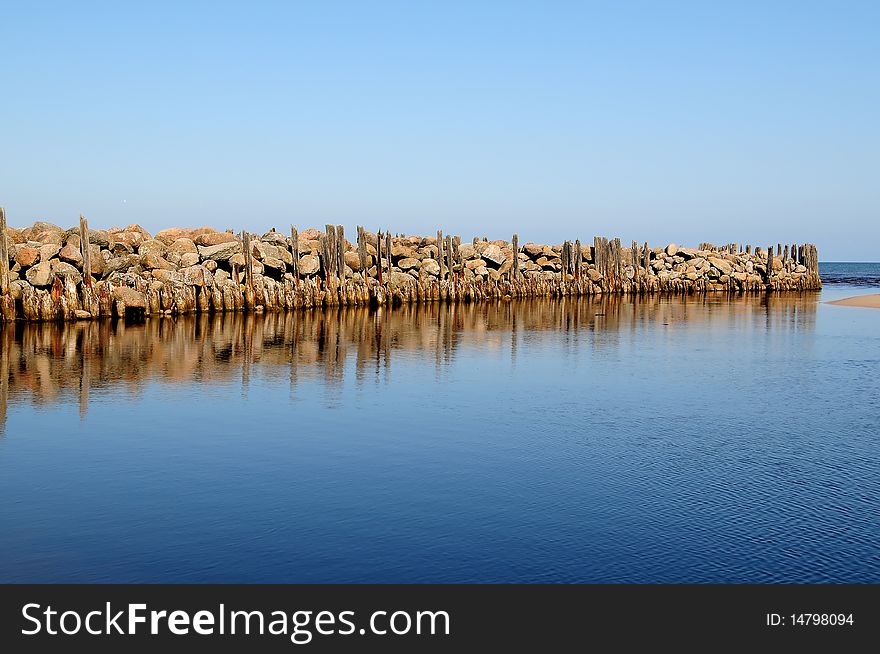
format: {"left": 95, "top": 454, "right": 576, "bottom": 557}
{"left": 827, "top": 294, "right": 880, "bottom": 308}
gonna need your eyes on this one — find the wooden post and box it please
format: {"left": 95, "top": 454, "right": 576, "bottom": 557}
{"left": 512, "top": 234, "right": 519, "bottom": 279}
{"left": 437, "top": 230, "right": 445, "bottom": 280}
{"left": 766, "top": 245, "right": 774, "bottom": 281}
{"left": 385, "top": 231, "right": 393, "bottom": 279}
{"left": 445, "top": 235, "right": 454, "bottom": 281}
{"left": 335, "top": 225, "right": 345, "bottom": 279}
{"left": 242, "top": 231, "right": 254, "bottom": 291}
{"left": 0, "top": 207, "right": 9, "bottom": 296}
{"left": 290, "top": 226, "right": 299, "bottom": 280}
{"left": 357, "top": 226, "right": 368, "bottom": 277}
{"left": 79, "top": 214, "right": 92, "bottom": 288}
{"left": 323, "top": 225, "right": 335, "bottom": 283}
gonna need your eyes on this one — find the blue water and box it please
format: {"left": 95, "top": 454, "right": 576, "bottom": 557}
{"left": 1, "top": 263, "right": 878, "bottom": 583}
{"left": 820, "top": 261, "right": 880, "bottom": 287}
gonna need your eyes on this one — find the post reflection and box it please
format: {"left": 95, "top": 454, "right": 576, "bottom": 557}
{"left": 0, "top": 293, "right": 820, "bottom": 434}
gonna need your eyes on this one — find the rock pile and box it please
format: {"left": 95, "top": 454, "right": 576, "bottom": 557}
{"left": 0, "top": 219, "right": 821, "bottom": 322}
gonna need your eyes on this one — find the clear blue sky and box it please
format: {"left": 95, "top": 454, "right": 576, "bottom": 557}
{"left": 2, "top": 1, "right": 877, "bottom": 260}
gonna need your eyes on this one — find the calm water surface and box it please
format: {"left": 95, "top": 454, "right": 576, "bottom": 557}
{"left": 1, "top": 263, "right": 878, "bottom": 583}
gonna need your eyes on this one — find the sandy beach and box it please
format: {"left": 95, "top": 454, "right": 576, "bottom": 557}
{"left": 827, "top": 294, "right": 880, "bottom": 308}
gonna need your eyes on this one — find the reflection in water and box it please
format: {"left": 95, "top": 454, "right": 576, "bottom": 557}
{"left": 0, "top": 293, "right": 819, "bottom": 435}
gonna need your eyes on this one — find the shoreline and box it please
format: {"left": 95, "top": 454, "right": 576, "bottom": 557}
{"left": 0, "top": 216, "right": 822, "bottom": 322}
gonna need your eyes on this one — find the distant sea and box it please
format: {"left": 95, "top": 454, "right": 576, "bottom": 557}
{"left": 819, "top": 261, "right": 880, "bottom": 287}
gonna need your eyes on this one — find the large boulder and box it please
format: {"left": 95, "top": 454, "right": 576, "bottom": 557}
{"left": 482, "top": 244, "right": 506, "bottom": 267}
{"left": 121, "top": 224, "right": 152, "bottom": 240}
{"left": 397, "top": 257, "right": 420, "bottom": 271}
{"left": 87, "top": 229, "right": 111, "bottom": 248}
{"left": 344, "top": 250, "right": 363, "bottom": 272}
{"left": 33, "top": 227, "right": 64, "bottom": 245}
{"left": 15, "top": 247, "right": 40, "bottom": 267}
{"left": 193, "top": 232, "right": 237, "bottom": 247}
{"left": 458, "top": 244, "right": 476, "bottom": 260}
{"left": 51, "top": 260, "right": 83, "bottom": 284}
{"left": 252, "top": 241, "right": 281, "bottom": 261}
{"left": 298, "top": 255, "right": 320, "bottom": 275}
{"left": 179, "top": 265, "right": 214, "bottom": 287}
{"left": 389, "top": 271, "right": 415, "bottom": 286}
{"left": 112, "top": 231, "right": 145, "bottom": 251}
{"left": 39, "top": 243, "right": 61, "bottom": 262}
{"left": 104, "top": 254, "right": 138, "bottom": 276}
{"left": 139, "top": 254, "right": 175, "bottom": 270}
{"left": 179, "top": 252, "right": 200, "bottom": 267}
{"left": 261, "top": 256, "right": 284, "bottom": 272}
{"left": 151, "top": 269, "right": 184, "bottom": 284}
{"left": 708, "top": 257, "right": 733, "bottom": 276}
{"left": 261, "top": 232, "right": 289, "bottom": 246}
{"left": 198, "top": 241, "right": 241, "bottom": 262}
{"left": 155, "top": 227, "right": 195, "bottom": 245}
{"left": 111, "top": 286, "right": 146, "bottom": 309}
{"left": 420, "top": 258, "right": 441, "bottom": 276}
{"left": 523, "top": 243, "right": 543, "bottom": 257}
{"left": 25, "top": 260, "right": 53, "bottom": 286}
{"left": 168, "top": 238, "right": 198, "bottom": 256}
{"left": 59, "top": 244, "right": 84, "bottom": 267}
{"left": 138, "top": 239, "right": 168, "bottom": 258}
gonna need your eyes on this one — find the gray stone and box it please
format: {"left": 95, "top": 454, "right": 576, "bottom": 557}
{"left": 420, "top": 258, "right": 441, "bottom": 276}
{"left": 15, "top": 247, "right": 40, "bottom": 267}
{"left": 482, "top": 244, "right": 505, "bottom": 266}
{"left": 138, "top": 239, "right": 168, "bottom": 258}
{"left": 168, "top": 238, "right": 198, "bottom": 255}
{"left": 51, "top": 260, "right": 83, "bottom": 284}
{"left": 39, "top": 243, "right": 61, "bottom": 262}
{"left": 708, "top": 257, "right": 733, "bottom": 275}
{"left": 198, "top": 241, "right": 241, "bottom": 262}
{"left": 111, "top": 286, "right": 147, "bottom": 308}
{"left": 25, "top": 260, "right": 53, "bottom": 286}
{"left": 299, "top": 254, "right": 320, "bottom": 275}
{"left": 105, "top": 255, "right": 137, "bottom": 276}
{"left": 193, "top": 232, "right": 237, "bottom": 247}
{"left": 397, "top": 257, "right": 420, "bottom": 271}
{"left": 179, "top": 252, "right": 200, "bottom": 267}
{"left": 179, "top": 265, "right": 214, "bottom": 287}
{"left": 389, "top": 271, "right": 415, "bottom": 286}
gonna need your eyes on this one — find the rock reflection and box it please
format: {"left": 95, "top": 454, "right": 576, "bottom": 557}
{"left": 0, "top": 293, "right": 819, "bottom": 434}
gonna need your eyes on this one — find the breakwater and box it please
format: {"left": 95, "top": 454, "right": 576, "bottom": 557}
{"left": 0, "top": 211, "right": 821, "bottom": 322}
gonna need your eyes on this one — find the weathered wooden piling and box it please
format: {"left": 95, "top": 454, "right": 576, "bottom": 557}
{"left": 335, "top": 225, "right": 345, "bottom": 282}
{"left": 357, "top": 226, "right": 368, "bottom": 276}
{"left": 512, "top": 234, "right": 520, "bottom": 279}
{"left": 290, "top": 226, "right": 299, "bottom": 280}
{"left": 376, "top": 230, "right": 384, "bottom": 284}
{"left": 445, "top": 235, "right": 454, "bottom": 281}
{"left": 385, "top": 231, "right": 393, "bottom": 279}
{"left": 0, "top": 208, "right": 8, "bottom": 296}
{"left": 437, "top": 230, "right": 445, "bottom": 279}
{"left": 79, "top": 214, "right": 92, "bottom": 288}
{"left": 242, "top": 231, "right": 255, "bottom": 292}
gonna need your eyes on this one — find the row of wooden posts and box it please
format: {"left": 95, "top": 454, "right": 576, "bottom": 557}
{"left": 0, "top": 208, "right": 820, "bottom": 301}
